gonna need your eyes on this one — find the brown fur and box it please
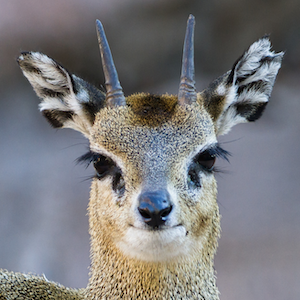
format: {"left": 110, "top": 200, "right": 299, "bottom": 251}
{"left": 126, "top": 93, "right": 178, "bottom": 127}
{"left": 86, "top": 99, "right": 220, "bottom": 299}
{"left": 0, "top": 270, "right": 84, "bottom": 299}
{"left": 201, "top": 74, "right": 228, "bottom": 123}
{"left": 87, "top": 179, "right": 220, "bottom": 299}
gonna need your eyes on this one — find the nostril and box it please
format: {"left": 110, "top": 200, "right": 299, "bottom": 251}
{"left": 160, "top": 205, "right": 172, "bottom": 219}
{"left": 138, "top": 207, "right": 152, "bottom": 220}
{"left": 137, "top": 189, "right": 173, "bottom": 229}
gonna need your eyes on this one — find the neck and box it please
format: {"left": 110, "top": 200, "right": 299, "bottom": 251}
{"left": 87, "top": 254, "right": 219, "bottom": 299}
{"left": 86, "top": 220, "right": 220, "bottom": 299}
{"left": 86, "top": 182, "right": 220, "bottom": 299}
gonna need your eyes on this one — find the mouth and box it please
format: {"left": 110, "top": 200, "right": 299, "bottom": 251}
{"left": 128, "top": 223, "right": 184, "bottom": 231}
{"left": 117, "top": 224, "right": 190, "bottom": 262}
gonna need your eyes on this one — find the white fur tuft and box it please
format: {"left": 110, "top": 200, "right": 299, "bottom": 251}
{"left": 214, "top": 37, "right": 283, "bottom": 136}
{"left": 117, "top": 225, "right": 190, "bottom": 262}
{"left": 19, "top": 52, "right": 95, "bottom": 137}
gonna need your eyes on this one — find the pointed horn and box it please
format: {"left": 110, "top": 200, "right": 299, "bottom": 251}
{"left": 96, "top": 20, "right": 126, "bottom": 107}
{"left": 178, "top": 15, "right": 197, "bottom": 105}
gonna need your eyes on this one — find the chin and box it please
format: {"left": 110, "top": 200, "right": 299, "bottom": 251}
{"left": 116, "top": 225, "right": 194, "bottom": 262}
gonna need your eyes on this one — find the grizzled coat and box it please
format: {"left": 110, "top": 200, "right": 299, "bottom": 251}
{"left": 0, "top": 15, "right": 282, "bottom": 299}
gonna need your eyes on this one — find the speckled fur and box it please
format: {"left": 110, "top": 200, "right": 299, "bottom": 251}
{"left": 86, "top": 97, "right": 220, "bottom": 299}
{"left": 87, "top": 183, "right": 220, "bottom": 299}
{"left": 0, "top": 270, "right": 84, "bottom": 299}
{"left": 3, "top": 18, "right": 283, "bottom": 300}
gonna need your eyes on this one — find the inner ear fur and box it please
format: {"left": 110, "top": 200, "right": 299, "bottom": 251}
{"left": 202, "top": 37, "right": 283, "bottom": 136}
{"left": 18, "top": 52, "right": 105, "bottom": 137}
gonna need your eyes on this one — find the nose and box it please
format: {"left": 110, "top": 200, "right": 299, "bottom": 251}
{"left": 137, "top": 189, "right": 173, "bottom": 229}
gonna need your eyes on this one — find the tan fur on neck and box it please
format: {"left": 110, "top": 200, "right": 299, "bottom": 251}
{"left": 86, "top": 179, "right": 220, "bottom": 299}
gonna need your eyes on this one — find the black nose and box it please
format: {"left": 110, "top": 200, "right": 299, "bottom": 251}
{"left": 137, "top": 189, "right": 173, "bottom": 229}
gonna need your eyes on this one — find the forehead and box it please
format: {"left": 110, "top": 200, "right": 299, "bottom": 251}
{"left": 90, "top": 94, "right": 216, "bottom": 163}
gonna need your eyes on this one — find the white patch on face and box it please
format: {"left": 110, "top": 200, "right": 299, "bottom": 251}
{"left": 116, "top": 185, "right": 198, "bottom": 262}
{"left": 117, "top": 225, "right": 190, "bottom": 262}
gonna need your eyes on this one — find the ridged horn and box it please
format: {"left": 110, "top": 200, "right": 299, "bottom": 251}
{"left": 178, "top": 15, "right": 197, "bottom": 105}
{"left": 96, "top": 20, "right": 126, "bottom": 107}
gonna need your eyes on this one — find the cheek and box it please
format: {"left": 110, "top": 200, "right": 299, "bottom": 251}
{"left": 179, "top": 176, "right": 218, "bottom": 237}
{"left": 198, "top": 175, "right": 217, "bottom": 215}
{"left": 89, "top": 179, "right": 134, "bottom": 238}
{"left": 89, "top": 179, "right": 120, "bottom": 235}
{"left": 90, "top": 178, "right": 111, "bottom": 207}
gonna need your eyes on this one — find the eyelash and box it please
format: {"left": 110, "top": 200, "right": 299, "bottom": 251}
{"left": 186, "top": 144, "right": 230, "bottom": 190}
{"left": 77, "top": 151, "right": 115, "bottom": 177}
{"left": 76, "top": 151, "right": 101, "bottom": 168}
{"left": 194, "top": 144, "right": 230, "bottom": 172}
{"left": 77, "top": 144, "right": 230, "bottom": 181}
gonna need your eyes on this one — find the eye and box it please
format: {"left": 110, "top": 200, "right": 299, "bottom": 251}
{"left": 187, "top": 148, "right": 218, "bottom": 190}
{"left": 94, "top": 155, "right": 125, "bottom": 196}
{"left": 196, "top": 150, "right": 216, "bottom": 171}
{"left": 93, "top": 155, "right": 115, "bottom": 179}
{"left": 77, "top": 151, "right": 126, "bottom": 197}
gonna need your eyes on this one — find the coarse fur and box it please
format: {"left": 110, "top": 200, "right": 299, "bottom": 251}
{"left": 1, "top": 16, "right": 283, "bottom": 299}
{"left": 0, "top": 270, "right": 85, "bottom": 299}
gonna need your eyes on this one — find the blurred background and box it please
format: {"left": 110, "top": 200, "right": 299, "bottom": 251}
{"left": 0, "top": 1, "right": 299, "bottom": 299}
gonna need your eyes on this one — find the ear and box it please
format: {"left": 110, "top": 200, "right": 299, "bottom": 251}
{"left": 202, "top": 37, "right": 283, "bottom": 136}
{"left": 18, "top": 52, "right": 105, "bottom": 138}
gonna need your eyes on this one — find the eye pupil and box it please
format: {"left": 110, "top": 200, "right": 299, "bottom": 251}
{"left": 196, "top": 151, "right": 216, "bottom": 171}
{"left": 93, "top": 156, "right": 114, "bottom": 178}
{"left": 198, "top": 156, "right": 216, "bottom": 170}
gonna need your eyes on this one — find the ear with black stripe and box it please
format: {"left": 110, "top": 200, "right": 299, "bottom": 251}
{"left": 18, "top": 52, "right": 105, "bottom": 138}
{"left": 202, "top": 37, "right": 283, "bottom": 136}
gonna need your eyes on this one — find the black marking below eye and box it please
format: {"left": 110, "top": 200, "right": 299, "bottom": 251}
{"left": 187, "top": 162, "right": 202, "bottom": 189}
{"left": 113, "top": 172, "right": 126, "bottom": 196}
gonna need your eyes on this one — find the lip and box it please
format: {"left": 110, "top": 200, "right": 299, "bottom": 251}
{"left": 118, "top": 224, "right": 189, "bottom": 261}
{"left": 128, "top": 223, "right": 183, "bottom": 231}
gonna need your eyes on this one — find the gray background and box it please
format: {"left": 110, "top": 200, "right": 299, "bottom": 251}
{"left": 0, "top": 1, "right": 299, "bottom": 299}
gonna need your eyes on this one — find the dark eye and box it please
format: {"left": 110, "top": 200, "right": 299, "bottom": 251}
{"left": 93, "top": 155, "right": 115, "bottom": 179}
{"left": 94, "top": 155, "right": 125, "bottom": 196}
{"left": 196, "top": 150, "right": 216, "bottom": 171}
{"left": 187, "top": 149, "right": 217, "bottom": 190}
{"left": 77, "top": 151, "right": 126, "bottom": 196}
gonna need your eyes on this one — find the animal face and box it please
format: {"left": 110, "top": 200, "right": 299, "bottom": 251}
{"left": 18, "top": 15, "right": 283, "bottom": 263}
{"left": 85, "top": 94, "right": 225, "bottom": 261}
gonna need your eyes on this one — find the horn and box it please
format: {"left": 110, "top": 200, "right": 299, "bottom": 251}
{"left": 178, "top": 15, "right": 197, "bottom": 105}
{"left": 96, "top": 20, "right": 126, "bottom": 107}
